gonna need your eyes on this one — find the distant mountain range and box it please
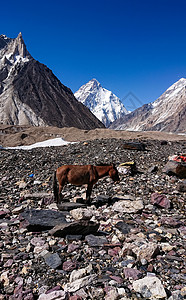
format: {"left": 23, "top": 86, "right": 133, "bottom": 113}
{"left": 110, "top": 78, "right": 186, "bottom": 133}
{"left": 0, "top": 33, "right": 104, "bottom": 129}
{"left": 0, "top": 33, "right": 185, "bottom": 133}
{"left": 75, "top": 79, "right": 128, "bottom": 127}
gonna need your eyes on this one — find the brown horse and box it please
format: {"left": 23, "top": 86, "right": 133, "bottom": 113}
{"left": 53, "top": 164, "right": 120, "bottom": 205}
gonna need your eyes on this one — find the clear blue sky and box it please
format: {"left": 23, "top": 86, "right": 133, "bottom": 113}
{"left": 1, "top": 0, "right": 186, "bottom": 110}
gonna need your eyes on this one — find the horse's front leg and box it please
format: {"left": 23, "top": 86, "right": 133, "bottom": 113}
{"left": 86, "top": 183, "right": 93, "bottom": 205}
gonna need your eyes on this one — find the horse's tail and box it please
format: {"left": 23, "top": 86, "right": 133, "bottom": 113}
{"left": 53, "top": 170, "right": 58, "bottom": 203}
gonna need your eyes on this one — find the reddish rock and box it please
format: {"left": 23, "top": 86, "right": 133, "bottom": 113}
{"left": 109, "top": 275, "right": 123, "bottom": 283}
{"left": 151, "top": 192, "right": 170, "bottom": 209}
{"left": 63, "top": 260, "right": 77, "bottom": 272}
{"left": 108, "top": 247, "right": 121, "bottom": 257}
{"left": 124, "top": 268, "right": 142, "bottom": 280}
{"left": 68, "top": 243, "right": 80, "bottom": 253}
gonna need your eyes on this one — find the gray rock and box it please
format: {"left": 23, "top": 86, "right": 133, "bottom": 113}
{"left": 43, "top": 252, "right": 62, "bottom": 269}
{"left": 49, "top": 220, "right": 99, "bottom": 237}
{"left": 85, "top": 234, "right": 108, "bottom": 247}
{"left": 21, "top": 209, "right": 67, "bottom": 231}
{"left": 57, "top": 202, "right": 86, "bottom": 211}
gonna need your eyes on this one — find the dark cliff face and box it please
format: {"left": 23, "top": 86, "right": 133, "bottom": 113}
{"left": 12, "top": 59, "right": 104, "bottom": 129}
{"left": 0, "top": 33, "right": 104, "bottom": 129}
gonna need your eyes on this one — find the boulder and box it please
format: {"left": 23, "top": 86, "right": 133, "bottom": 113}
{"left": 133, "top": 276, "right": 167, "bottom": 299}
{"left": 162, "top": 161, "right": 186, "bottom": 178}
{"left": 49, "top": 220, "right": 99, "bottom": 237}
{"left": 21, "top": 209, "right": 67, "bottom": 231}
{"left": 112, "top": 196, "right": 144, "bottom": 213}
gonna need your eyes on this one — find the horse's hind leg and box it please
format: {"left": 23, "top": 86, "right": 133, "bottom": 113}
{"left": 58, "top": 176, "right": 67, "bottom": 204}
{"left": 86, "top": 183, "right": 93, "bottom": 205}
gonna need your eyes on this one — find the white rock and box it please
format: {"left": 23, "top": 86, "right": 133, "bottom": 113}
{"left": 133, "top": 276, "right": 166, "bottom": 299}
{"left": 38, "top": 290, "right": 67, "bottom": 300}
{"left": 12, "top": 205, "right": 26, "bottom": 214}
{"left": 161, "top": 243, "right": 174, "bottom": 252}
{"left": 70, "top": 208, "right": 93, "bottom": 220}
{"left": 112, "top": 198, "right": 144, "bottom": 213}
{"left": 64, "top": 274, "right": 97, "bottom": 292}
{"left": 70, "top": 264, "right": 92, "bottom": 282}
{"left": 0, "top": 271, "right": 9, "bottom": 286}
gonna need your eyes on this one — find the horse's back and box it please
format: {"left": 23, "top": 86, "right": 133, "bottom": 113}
{"left": 57, "top": 164, "right": 96, "bottom": 185}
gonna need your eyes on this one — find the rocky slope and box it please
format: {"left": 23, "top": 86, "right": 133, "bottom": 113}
{"left": 0, "top": 33, "right": 104, "bottom": 129}
{"left": 75, "top": 79, "right": 128, "bottom": 127}
{"left": 110, "top": 78, "right": 186, "bottom": 133}
{"left": 0, "top": 138, "right": 185, "bottom": 299}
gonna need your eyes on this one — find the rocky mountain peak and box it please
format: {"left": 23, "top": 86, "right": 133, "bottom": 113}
{"left": 0, "top": 34, "right": 104, "bottom": 129}
{"left": 89, "top": 78, "right": 101, "bottom": 89}
{"left": 0, "top": 32, "right": 31, "bottom": 62}
{"left": 75, "top": 79, "right": 128, "bottom": 127}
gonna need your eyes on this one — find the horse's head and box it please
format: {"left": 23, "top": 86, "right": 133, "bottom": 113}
{"left": 109, "top": 164, "right": 120, "bottom": 183}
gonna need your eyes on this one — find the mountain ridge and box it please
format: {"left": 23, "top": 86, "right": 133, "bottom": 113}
{"left": 110, "top": 78, "right": 186, "bottom": 133}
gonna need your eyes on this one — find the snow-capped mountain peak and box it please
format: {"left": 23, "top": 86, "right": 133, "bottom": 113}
{"left": 74, "top": 79, "right": 128, "bottom": 127}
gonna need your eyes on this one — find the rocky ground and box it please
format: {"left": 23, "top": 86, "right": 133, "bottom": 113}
{"left": 0, "top": 138, "right": 186, "bottom": 299}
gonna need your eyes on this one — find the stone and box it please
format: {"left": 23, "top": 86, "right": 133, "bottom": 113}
{"left": 12, "top": 205, "right": 26, "bottom": 214}
{"left": 21, "top": 209, "right": 67, "bottom": 231}
{"left": 112, "top": 197, "right": 144, "bottom": 213}
{"left": 151, "top": 193, "right": 171, "bottom": 209}
{"left": 57, "top": 202, "right": 86, "bottom": 211}
{"left": 4, "top": 259, "right": 13, "bottom": 267}
{"left": 67, "top": 243, "right": 80, "bottom": 253}
{"left": 108, "top": 247, "right": 121, "bottom": 257}
{"left": 178, "top": 180, "right": 186, "bottom": 192}
{"left": 43, "top": 252, "right": 62, "bottom": 269}
{"left": 115, "top": 221, "right": 132, "bottom": 234}
{"left": 132, "top": 242, "right": 160, "bottom": 261}
{"left": 38, "top": 290, "right": 67, "bottom": 300}
{"left": 122, "top": 142, "right": 146, "bottom": 151}
{"left": 30, "top": 237, "right": 46, "bottom": 247}
{"left": 124, "top": 268, "right": 142, "bottom": 280}
{"left": 70, "top": 208, "right": 93, "bottom": 220}
{"left": 62, "top": 260, "right": 77, "bottom": 272}
{"left": 148, "top": 165, "right": 158, "bottom": 173}
{"left": 85, "top": 234, "right": 108, "bottom": 247}
{"left": 70, "top": 265, "right": 92, "bottom": 282}
{"left": 64, "top": 275, "right": 97, "bottom": 293}
{"left": 105, "top": 287, "right": 119, "bottom": 300}
{"left": 133, "top": 276, "right": 167, "bottom": 299}
{"left": 0, "top": 271, "right": 9, "bottom": 286}
{"left": 162, "top": 160, "right": 186, "bottom": 178}
{"left": 49, "top": 220, "right": 99, "bottom": 237}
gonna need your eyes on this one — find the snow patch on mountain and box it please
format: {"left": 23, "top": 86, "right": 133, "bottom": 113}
{"left": 74, "top": 79, "right": 128, "bottom": 127}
